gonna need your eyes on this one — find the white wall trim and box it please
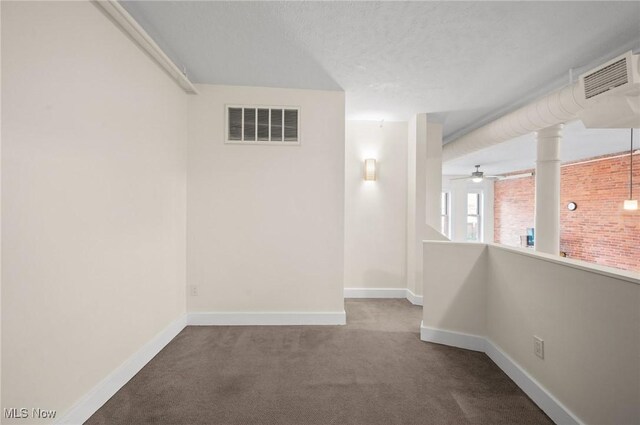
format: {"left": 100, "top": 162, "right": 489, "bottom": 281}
{"left": 55, "top": 309, "right": 346, "bottom": 424}
{"left": 55, "top": 315, "right": 187, "bottom": 425}
{"left": 420, "top": 323, "right": 485, "bottom": 352}
{"left": 343, "top": 288, "right": 407, "bottom": 299}
{"left": 420, "top": 324, "right": 583, "bottom": 425}
{"left": 92, "top": 0, "right": 197, "bottom": 95}
{"left": 187, "top": 311, "right": 346, "bottom": 326}
{"left": 488, "top": 243, "right": 640, "bottom": 285}
{"left": 344, "top": 288, "right": 423, "bottom": 305}
{"left": 424, "top": 241, "right": 640, "bottom": 285}
{"left": 485, "top": 340, "right": 584, "bottom": 425}
{"left": 406, "top": 289, "right": 423, "bottom": 306}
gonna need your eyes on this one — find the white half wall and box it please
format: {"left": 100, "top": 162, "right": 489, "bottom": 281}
{"left": 422, "top": 241, "right": 640, "bottom": 425}
{"left": 344, "top": 121, "right": 407, "bottom": 289}
{"left": 423, "top": 242, "right": 487, "bottom": 337}
{"left": 1, "top": 1, "right": 188, "bottom": 422}
{"left": 486, "top": 246, "right": 639, "bottom": 425}
{"left": 187, "top": 84, "right": 345, "bottom": 314}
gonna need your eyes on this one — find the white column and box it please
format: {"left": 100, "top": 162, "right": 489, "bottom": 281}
{"left": 425, "top": 119, "right": 443, "bottom": 236}
{"left": 450, "top": 179, "right": 468, "bottom": 242}
{"left": 406, "top": 115, "right": 422, "bottom": 297}
{"left": 406, "top": 114, "right": 442, "bottom": 297}
{"left": 535, "top": 124, "right": 563, "bottom": 255}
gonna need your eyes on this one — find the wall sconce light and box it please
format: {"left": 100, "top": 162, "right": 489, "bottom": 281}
{"left": 364, "top": 159, "right": 377, "bottom": 181}
{"left": 623, "top": 128, "right": 638, "bottom": 211}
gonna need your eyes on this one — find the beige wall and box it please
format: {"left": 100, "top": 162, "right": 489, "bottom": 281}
{"left": 487, "top": 247, "right": 639, "bottom": 425}
{"left": 1, "top": 1, "right": 188, "bottom": 421}
{"left": 344, "top": 121, "right": 407, "bottom": 289}
{"left": 187, "top": 84, "right": 345, "bottom": 313}
{"left": 0, "top": 0, "right": 3, "bottom": 416}
{"left": 423, "top": 242, "right": 487, "bottom": 336}
{"left": 422, "top": 241, "right": 640, "bottom": 425}
{"left": 405, "top": 117, "right": 418, "bottom": 295}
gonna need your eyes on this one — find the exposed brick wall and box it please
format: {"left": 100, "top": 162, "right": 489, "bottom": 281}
{"left": 494, "top": 173, "right": 535, "bottom": 247}
{"left": 494, "top": 152, "right": 640, "bottom": 272}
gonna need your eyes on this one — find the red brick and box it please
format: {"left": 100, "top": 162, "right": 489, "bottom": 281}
{"left": 494, "top": 152, "right": 640, "bottom": 272}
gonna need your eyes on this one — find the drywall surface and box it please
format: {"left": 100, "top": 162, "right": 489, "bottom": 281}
{"left": 122, "top": 1, "right": 640, "bottom": 133}
{"left": 422, "top": 240, "right": 640, "bottom": 425}
{"left": 187, "top": 84, "right": 345, "bottom": 313}
{"left": 1, "top": 1, "right": 187, "bottom": 421}
{"left": 422, "top": 242, "right": 487, "bottom": 336}
{"left": 0, "top": 0, "right": 3, "bottom": 417}
{"left": 344, "top": 121, "right": 407, "bottom": 289}
{"left": 405, "top": 116, "right": 420, "bottom": 296}
{"left": 487, "top": 246, "right": 639, "bottom": 425}
{"left": 407, "top": 116, "right": 445, "bottom": 296}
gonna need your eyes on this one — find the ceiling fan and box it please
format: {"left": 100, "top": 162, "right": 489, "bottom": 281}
{"left": 451, "top": 165, "right": 504, "bottom": 183}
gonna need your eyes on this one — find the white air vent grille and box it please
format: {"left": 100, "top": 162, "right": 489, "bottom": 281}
{"left": 583, "top": 57, "right": 629, "bottom": 99}
{"left": 226, "top": 105, "right": 299, "bottom": 144}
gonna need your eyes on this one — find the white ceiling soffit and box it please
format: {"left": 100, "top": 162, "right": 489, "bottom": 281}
{"left": 443, "top": 121, "right": 634, "bottom": 176}
{"left": 120, "top": 1, "right": 640, "bottom": 140}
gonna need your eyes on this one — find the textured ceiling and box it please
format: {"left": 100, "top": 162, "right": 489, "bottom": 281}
{"left": 121, "top": 1, "right": 640, "bottom": 140}
{"left": 443, "top": 122, "right": 635, "bottom": 176}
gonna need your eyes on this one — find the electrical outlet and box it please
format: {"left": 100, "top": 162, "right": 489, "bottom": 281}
{"left": 534, "top": 336, "right": 544, "bottom": 359}
{"left": 189, "top": 285, "right": 198, "bottom": 296}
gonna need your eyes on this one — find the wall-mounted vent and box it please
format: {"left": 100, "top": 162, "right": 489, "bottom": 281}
{"left": 583, "top": 57, "right": 628, "bottom": 99}
{"left": 226, "top": 105, "right": 299, "bottom": 144}
{"left": 579, "top": 51, "right": 640, "bottom": 103}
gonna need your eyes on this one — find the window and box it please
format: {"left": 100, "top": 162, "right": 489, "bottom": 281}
{"left": 226, "top": 105, "right": 299, "bottom": 144}
{"left": 466, "top": 192, "right": 482, "bottom": 241}
{"left": 441, "top": 192, "right": 451, "bottom": 238}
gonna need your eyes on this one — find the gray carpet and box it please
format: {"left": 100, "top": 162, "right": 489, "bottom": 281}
{"left": 86, "top": 299, "right": 553, "bottom": 424}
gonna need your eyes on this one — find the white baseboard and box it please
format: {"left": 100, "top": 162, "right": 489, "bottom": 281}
{"left": 55, "top": 310, "right": 345, "bottom": 424}
{"left": 187, "top": 311, "right": 346, "bottom": 326}
{"left": 55, "top": 315, "right": 187, "bottom": 425}
{"left": 485, "top": 341, "right": 583, "bottom": 425}
{"left": 420, "top": 323, "right": 582, "bottom": 425}
{"left": 343, "top": 287, "right": 407, "bottom": 298}
{"left": 344, "top": 287, "right": 423, "bottom": 306}
{"left": 420, "top": 323, "right": 486, "bottom": 352}
{"left": 406, "top": 289, "right": 423, "bottom": 306}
